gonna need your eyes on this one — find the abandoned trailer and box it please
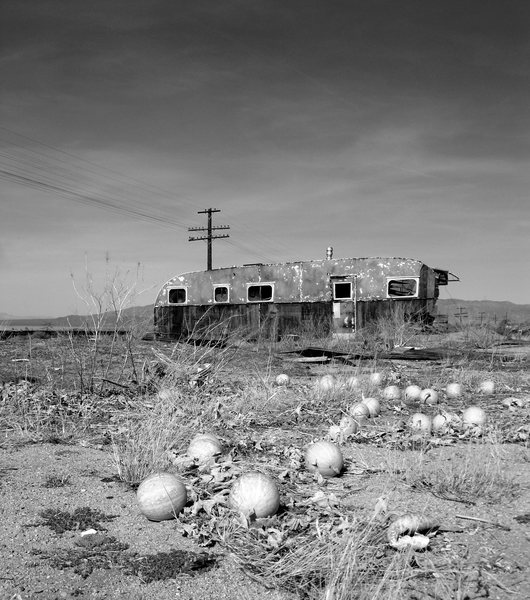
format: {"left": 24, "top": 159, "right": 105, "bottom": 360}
{"left": 153, "top": 254, "right": 457, "bottom": 341}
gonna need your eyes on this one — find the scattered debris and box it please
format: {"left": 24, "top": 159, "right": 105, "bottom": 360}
{"left": 514, "top": 513, "right": 530, "bottom": 524}
{"left": 277, "top": 345, "right": 458, "bottom": 363}
{"left": 501, "top": 396, "right": 529, "bottom": 409}
{"left": 387, "top": 513, "right": 439, "bottom": 550}
{"left": 455, "top": 513, "right": 511, "bottom": 531}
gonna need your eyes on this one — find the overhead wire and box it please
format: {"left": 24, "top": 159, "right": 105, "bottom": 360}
{"left": 0, "top": 125, "right": 198, "bottom": 215}
{"left": 0, "top": 128, "right": 193, "bottom": 228}
{"left": 0, "top": 169, "right": 188, "bottom": 228}
{"left": 3, "top": 5, "right": 443, "bottom": 264}
{"left": 2, "top": 8, "right": 402, "bottom": 265}
{"left": 0, "top": 127, "right": 291, "bottom": 262}
{"left": 0, "top": 157, "right": 280, "bottom": 262}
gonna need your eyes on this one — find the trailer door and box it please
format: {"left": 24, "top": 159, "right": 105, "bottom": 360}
{"left": 331, "top": 276, "right": 357, "bottom": 334}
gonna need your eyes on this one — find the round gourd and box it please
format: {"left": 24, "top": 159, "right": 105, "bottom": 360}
{"left": 137, "top": 472, "right": 187, "bottom": 521}
{"left": 446, "top": 411, "right": 461, "bottom": 426}
{"left": 229, "top": 471, "right": 280, "bottom": 518}
{"left": 187, "top": 432, "right": 223, "bottom": 461}
{"left": 275, "top": 373, "right": 290, "bottom": 386}
{"left": 316, "top": 374, "right": 336, "bottom": 393}
{"left": 432, "top": 413, "right": 450, "bottom": 433}
{"left": 339, "top": 415, "right": 359, "bottom": 436}
{"left": 410, "top": 413, "right": 432, "bottom": 434}
{"left": 404, "top": 385, "right": 422, "bottom": 402}
{"left": 462, "top": 406, "right": 487, "bottom": 427}
{"left": 349, "top": 402, "right": 370, "bottom": 420}
{"left": 419, "top": 389, "right": 439, "bottom": 405}
{"left": 362, "top": 397, "right": 381, "bottom": 417}
{"left": 328, "top": 424, "right": 341, "bottom": 441}
{"left": 369, "top": 372, "right": 383, "bottom": 386}
{"left": 479, "top": 380, "right": 495, "bottom": 395}
{"left": 446, "top": 383, "right": 462, "bottom": 399}
{"left": 383, "top": 385, "right": 401, "bottom": 401}
{"left": 305, "top": 440, "right": 344, "bottom": 477}
{"left": 157, "top": 388, "right": 177, "bottom": 402}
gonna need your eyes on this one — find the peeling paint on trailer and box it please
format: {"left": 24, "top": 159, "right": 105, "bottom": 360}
{"left": 154, "top": 256, "right": 453, "bottom": 340}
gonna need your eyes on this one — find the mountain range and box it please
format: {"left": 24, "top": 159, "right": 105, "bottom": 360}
{"left": 435, "top": 299, "right": 530, "bottom": 325}
{"left": 0, "top": 305, "right": 153, "bottom": 328}
{"left": 2, "top": 300, "right": 529, "bottom": 328}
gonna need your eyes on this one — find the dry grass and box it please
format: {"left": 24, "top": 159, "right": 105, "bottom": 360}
{"left": 110, "top": 398, "right": 192, "bottom": 487}
{"left": 0, "top": 380, "right": 94, "bottom": 442}
{"left": 222, "top": 516, "right": 395, "bottom": 599}
{"left": 405, "top": 441, "right": 519, "bottom": 505}
{"left": 221, "top": 512, "right": 479, "bottom": 600}
{"left": 1, "top": 314, "right": 529, "bottom": 599}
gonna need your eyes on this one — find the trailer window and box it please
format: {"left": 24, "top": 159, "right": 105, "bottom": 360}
{"left": 434, "top": 269, "right": 449, "bottom": 285}
{"left": 247, "top": 284, "right": 273, "bottom": 302}
{"left": 168, "top": 287, "right": 187, "bottom": 304}
{"left": 387, "top": 278, "right": 418, "bottom": 298}
{"left": 214, "top": 285, "right": 229, "bottom": 303}
{"left": 333, "top": 282, "right": 352, "bottom": 300}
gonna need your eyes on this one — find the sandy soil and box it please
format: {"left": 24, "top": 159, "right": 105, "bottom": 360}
{"left": 0, "top": 442, "right": 291, "bottom": 600}
{"left": 1, "top": 435, "right": 529, "bottom": 600}
{"left": 1, "top": 335, "right": 529, "bottom": 599}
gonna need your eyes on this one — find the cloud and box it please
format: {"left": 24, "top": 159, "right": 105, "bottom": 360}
{"left": 1, "top": 1, "right": 529, "bottom": 312}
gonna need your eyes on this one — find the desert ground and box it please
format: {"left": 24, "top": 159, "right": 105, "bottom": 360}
{"left": 1, "top": 324, "right": 529, "bottom": 600}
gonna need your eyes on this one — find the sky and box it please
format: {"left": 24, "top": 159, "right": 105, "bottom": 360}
{"left": 1, "top": 0, "right": 529, "bottom": 317}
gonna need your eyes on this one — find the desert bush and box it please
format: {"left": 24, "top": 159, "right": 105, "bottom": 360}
{"left": 68, "top": 262, "right": 153, "bottom": 393}
{"left": 111, "top": 393, "right": 193, "bottom": 486}
{"left": 111, "top": 336, "right": 239, "bottom": 485}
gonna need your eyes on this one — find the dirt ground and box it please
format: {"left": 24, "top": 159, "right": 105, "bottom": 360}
{"left": 1, "top": 435, "right": 529, "bottom": 599}
{"left": 0, "top": 441, "right": 293, "bottom": 600}
{"left": 1, "top": 335, "right": 529, "bottom": 599}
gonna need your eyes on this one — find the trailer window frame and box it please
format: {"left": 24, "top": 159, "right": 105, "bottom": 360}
{"left": 213, "top": 284, "right": 230, "bottom": 303}
{"left": 247, "top": 282, "right": 274, "bottom": 302}
{"left": 386, "top": 277, "right": 419, "bottom": 298}
{"left": 333, "top": 281, "right": 352, "bottom": 300}
{"left": 168, "top": 287, "right": 187, "bottom": 304}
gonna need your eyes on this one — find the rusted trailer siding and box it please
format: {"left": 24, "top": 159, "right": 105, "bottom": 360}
{"left": 154, "top": 256, "right": 449, "bottom": 340}
{"left": 154, "top": 301, "right": 331, "bottom": 340}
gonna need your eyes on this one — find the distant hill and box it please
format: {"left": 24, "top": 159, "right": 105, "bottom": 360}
{"left": 3, "top": 300, "right": 530, "bottom": 330}
{"left": 0, "top": 312, "right": 51, "bottom": 320}
{"left": 1, "top": 305, "right": 154, "bottom": 329}
{"left": 436, "top": 299, "right": 530, "bottom": 326}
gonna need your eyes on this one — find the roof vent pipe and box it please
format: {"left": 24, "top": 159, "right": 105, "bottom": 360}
{"left": 326, "top": 246, "right": 333, "bottom": 260}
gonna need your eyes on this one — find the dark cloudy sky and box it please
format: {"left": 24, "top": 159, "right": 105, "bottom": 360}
{"left": 1, "top": 0, "right": 529, "bottom": 316}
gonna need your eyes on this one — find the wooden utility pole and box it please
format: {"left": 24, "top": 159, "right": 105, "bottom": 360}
{"left": 188, "top": 208, "right": 230, "bottom": 270}
{"left": 454, "top": 306, "right": 468, "bottom": 326}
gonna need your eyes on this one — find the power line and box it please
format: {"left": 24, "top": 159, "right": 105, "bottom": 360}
{"left": 0, "top": 127, "right": 292, "bottom": 262}
{"left": 0, "top": 169, "right": 188, "bottom": 229}
{"left": 0, "top": 125, "right": 200, "bottom": 211}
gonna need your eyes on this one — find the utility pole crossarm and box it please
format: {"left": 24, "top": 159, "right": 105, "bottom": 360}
{"left": 188, "top": 207, "right": 230, "bottom": 270}
{"left": 188, "top": 225, "right": 230, "bottom": 232}
{"left": 188, "top": 234, "right": 230, "bottom": 241}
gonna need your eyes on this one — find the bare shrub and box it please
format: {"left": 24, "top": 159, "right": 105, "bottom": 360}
{"left": 68, "top": 261, "right": 153, "bottom": 393}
